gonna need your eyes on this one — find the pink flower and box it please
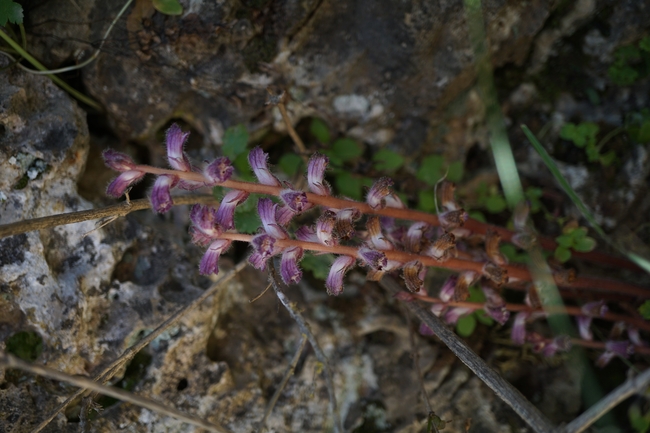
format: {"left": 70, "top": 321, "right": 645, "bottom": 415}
{"left": 280, "top": 189, "right": 310, "bottom": 213}
{"left": 258, "top": 198, "right": 288, "bottom": 239}
{"left": 250, "top": 234, "right": 282, "bottom": 270}
{"left": 189, "top": 205, "right": 222, "bottom": 246}
{"left": 165, "top": 124, "right": 192, "bottom": 172}
{"left": 316, "top": 210, "right": 338, "bottom": 246}
{"left": 357, "top": 247, "right": 388, "bottom": 271}
{"left": 204, "top": 157, "right": 233, "bottom": 185}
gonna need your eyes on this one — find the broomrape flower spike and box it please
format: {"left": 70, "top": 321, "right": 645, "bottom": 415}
{"left": 100, "top": 122, "right": 647, "bottom": 371}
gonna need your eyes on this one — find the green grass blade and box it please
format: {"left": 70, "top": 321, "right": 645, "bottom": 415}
{"left": 522, "top": 124, "right": 650, "bottom": 274}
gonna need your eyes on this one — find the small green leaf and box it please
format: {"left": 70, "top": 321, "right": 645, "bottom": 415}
{"left": 0, "top": 0, "right": 23, "bottom": 26}
{"left": 372, "top": 149, "right": 405, "bottom": 172}
{"left": 556, "top": 234, "right": 574, "bottom": 248}
{"left": 639, "top": 301, "right": 650, "bottom": 320}
{"left": 222, "top": 124, "right": 249, "bottom": 160}
{"left": 475, "top": 310, "right": 494, "bottom": 326}
{"left": 447, "top": 161, "right": 464, "bottom": 182}
{"left": 577, "top": 122, "right": 599, "bottom": 140}
{"left": 5, "top": 331, "right": 43, "bottom": 361}
{"left": 585, "top": 144, "right": 601, "bottom": 162}
{"left": 525, "top": 187, "right": 543, "bottom": 213}
{"left": 599, "top": 150, "right": 616, "bottom": 166}
{"left": 456, "top": 314, "right": 476, "bottom": 337}
{"left": 279, "top": 153, "right": 302, "bottom": 176}
{"left": 500, "top": 244, "right": 528, "bottom": 264}
{"left": 416, "top": 155, "right": 445, "bottom": 186}
{"left": 417, "top": 190, "right": 437, "bottom": 212}
{"left": 335, "top": 172, "right": 363, "bottom": 200}
{"left": 560, "top": 123, "right": 577, "bottom": 141}
{"left": 637, "top": 121, "right": 650, "bottom": 143}
{"left": 628, "top": 403, "right": 650, "bottom": 433}
{"left": 570, "top": 227, "right": 588, "bottom": 240}
{"left": 554, "top": 246, "right": 572, "bottom": 263}
{"left": 235, "top": 208, "right": 261, "bottom": 234}
{"left": 609, "top": 64, "right": 639, "bottom": 86}
{"left": 232, "top": 152, "right": 255, "bottom": 181}
{"left": 467, "top": 286, "right": 486, "bottom": 303}
{"left": 469, "top": 210, "right": 486, "bottom": 223}
{"left": 573, "top": 236, "right": 597, "bottom": 252}
{"left": 321, "top": 149, "right": 343, "bottom": 167}
{"left": 640, "top": 36, "right": 650, "bottom": 53}
{"left": 331, "top": 138, "right": 363, "bottom": 162}
{"left": 301, "top": 254, "right": 335, "bottom": 280}
{"left": 310, "top": 118, "right": 331, "bottom": 144}
{"left": 152, "top": 0, "right": 183, "bottom": 15}
{"left": 485, "top": 195, "right": 507, "bottom": 213}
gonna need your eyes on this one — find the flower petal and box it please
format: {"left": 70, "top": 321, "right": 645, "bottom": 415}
{"left": 280, "top": 247, "right": 304, "bottom": 285}
{"left": 106, "top": 170, "right": 145, "bottom": 198}
{"left": 357, "top": 247, "right": 388, "bottom": 271}
{"left": 103, "top": 149, "right": 137, "bottom": 172}
{"left": 325, "top": 255, "right": 356, "bottom": 296}
{"left": 151, "top": 175, "right": 178, "bottom": 213}
{"left": 166, "top": 124, "right": 193, "bottom": 172}
{"left": 189, "top": 204, "right": 222, "bottom": 245}
{"left": 215, "top": 190, "right": 249, "bottom": 230}
{"left": 258, "top": 197, "right": 288, "bottom": 239}
{"left": 511, "top": 311, "right": 529, "bottom": 345}
{"left": 248, "top": 147, "right": 281, "bottom": 186}
{"left": 205, "top": 156, "right": 233, "bottom": 184}
{"left": 307, "top": 153, "right": 331, "bottom": 196}
{"left": 402, "top": 261, "right": 425, "bottom": 293}
{"left": 366, "top": 177, "right": 393, "bottom": 210}
{"left": 199, "top": 239, "right": 231, "bottom": 275}
{"left": 280, "top": 189, "right": 310, "bottom": 213}
{"left": 316, "top": 210, "right": 338, "bottom": 246}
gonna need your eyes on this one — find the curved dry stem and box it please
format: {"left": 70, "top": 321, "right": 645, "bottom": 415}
{"left": 30, "top": 261, "right": 247, "bottom": 433}
{"left": 0, "top": 352, "right": 232, "bottom": 433}
{"left": 0, "top": 194, "right": 218, "bottom": 239}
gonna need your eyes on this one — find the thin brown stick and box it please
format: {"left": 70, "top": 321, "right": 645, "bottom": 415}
{"left": 0, "top": 194, "right": 218, "bottom": 239}
{"left": 260, "top": 333, "right": 308, "bottom": 431}
{"left": 379, "top": 276, "right": 556, "bottom": 433}
{"left": 561, "top": 367, "right": 650, "bottom": 433}
{"left": 405, "top": 308, "right": 433, "bottom": 413}
{"left": 30, "top": 261, "right": 247, "bottom": 433}
{"left": 0, "top": 352, "right": 233, "bottom": 433}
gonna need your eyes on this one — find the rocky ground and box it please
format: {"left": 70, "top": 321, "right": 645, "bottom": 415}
{"left": 1, "top": 0, "right": 649, "bottom": 432}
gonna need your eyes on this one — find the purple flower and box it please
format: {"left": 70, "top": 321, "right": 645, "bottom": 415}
{"left": 215, "top": 190, "right": 249, "bottom": 230}
{"left": 199, "top": 239, "right": 231, "bottom": 275}
{"left": 189, "top": 205, "right": 222, "bottom": 246}
{"left": 401, "top": 261, "right": 425, "bottom": 292}
{"left": 445, "top": 307, "right": 473, "bottom": 325}
{"left": 628, "top": 327, "right": 646, "bottom": 347}
{"left": 404, "top": 222, "right": 428, "bottom": 253}
{"left": 204, "top": 157, "right": 233, "bottom": 185}
{"left": 366, "top": 216, "right": 394, "bottom": 250}
{"left": 366, "top": 177, "right": 393, "bottom": 210}
{"left": 335, "top": 208, "right": 361, "bottom": 240}
{"left": 280, "top": 189, "right": 310, "bottom": 213}
{"left": 295, "top": 225, "right": 319, "bottom": 243}
{"left": 358, "top": 247, "right": 388, "bottom": 271}
{"left": 419, "top": 323, "right": 435, "bottom": 336}
{"left": 250, "top": 234, "right": 282, "bottom": 270}
{"left": 103, "top": 149, "right": 138, "bottom": 172}
{"left": 249, "top": 147, "right": 281, "bottom": 186}
{"left": 576, "top": 316, "right": 593, "bottom": 340}
{"left": 384, "top": 194, "right": 405, "bottom": 209}
{"left": 307, "top": 153, "right": 331, "bottom": 196}
{"left": 597, "top": 341, "right": 635, "bottom": 367}
{"left": 258, "top": 198, "right": 288, "bottom": 239}
{"left": 541, "top": 336, "right": 572, "bottom": 357}
{"left": 325, "top": 255, "right": 356, "bottom": 295}
{"left": 275, "top": 204, "right": 296, "bottom": 226}
{"left": 280, "top": 247, "right": 304, "bottom": 285}
{"left": 438, "top": 209, "right": 468, "bottom": 231}
{"left": 106, "top": 170, "right": 146, "bottom": 198}
{"left": 511, "top": 311, "right": 529, "bottom": 345}
{"left": 165, "top": 124, "right": 192, "bottom": 172}
{"left": 581, "top": 300, "right": 608, "bottom": 317}
{"left": 481, "top": 285, "right": 510, "bottom": 325}
{"left": 439, "top": 275, "right": 457, "bottom": 302}
{"left": 316, "top": 210, "right": 338, "bottom": 246}
{"left": 151, "top": 175, "right": 179, "bottom": 213}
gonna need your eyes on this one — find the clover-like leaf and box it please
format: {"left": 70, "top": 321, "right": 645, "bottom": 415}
{"left": 416, "top": 155, "right": 445, "bottom": 186}
{"left": 310, "top": 118, "right": 331, "bottom": 144}
{"left": 279, "top": 153, "right": 302, "bottom": 176}
{"left": 554, "top": 246, "right": 572, "bottom": 263}
{"left": 485, "top": 194, "right": 507, "bottom": 213}
{"left": 456, "top": 314, "right": 477, "bottom": 337}
{"left": 331, "top": 138, "right": 363, "bottom": 162}
{"left": 599, "top": 150, "right": 616, "bottom": 166}
{"left": 573, "top": 236, "right": 597, "bottom": 252}
{"left": 372, "top": 149, "right": 405, "bottom": 172}
{"left": 335, "top": 171, "right": 362, "bottom": 200}
{"left": 0, "top": 0, "right": 23, "bottom": 26}
{"left": 222, "top": 124, "right": 249, "bottom": 160}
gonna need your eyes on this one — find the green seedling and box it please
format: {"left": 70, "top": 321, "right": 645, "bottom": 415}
{"left": 560, "top": 122, "right": 616, "bottom": 166}
{"left": 554, "top": 224, "right": 597, "bottom": 263}
{"left": 608, "top": 36, "right": 650, "bottom": 86}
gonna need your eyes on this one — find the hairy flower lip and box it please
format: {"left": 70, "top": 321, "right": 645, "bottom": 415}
{"left": 204, "top": 156, "right": 233, "bottom": 185}
{"left": 166, "top": 123, "right": 193, "bottom": 172}
{"left": 258, "top": 197, "right": 289, "bottom": 239}
{"left": 103, "top": 149, "right": 138, "bottom": 172}
{"left": 106, "top": 170, "right": 146, "bottom": 198}
{"left": 249, "top": 147, "right": 281, "bottom": 186}
{"left": 402, "top": 260, "right": 425, "bottom": 292}
{"left": 189, "top": 204, "right": 222, "bottom": 244}
{"left": 280, "top": 189, "right": 310, "bottom": 213}
{"left": 280, "top": 246, "right": 304, "bottom": 285}
{"left": 357, "top": 247, "right": 388, "bottom": 271}
{"left": 199, "top": 239, "right": 232, "bottom": 275}
{"left": 366, "top": 216, "right": 393, "bottom": 250}
{"left": 581, "top": 300, "right": 608, "bottom": 317}
{"left": 215, "top": 190, "right": 249, "bottom": 230}
{"left": 366, "top": 177, "right": 393, "bottom": 210}
{"left": 307, "top": 153, "right": 331, "bottom": 196}
{"left": 325, "top": 255, "right": 356, "bottom": 296}
{"left": 316, "top": 210, "right": 338, "bottom": 246}
{"left": 151, "top": 174, "right": 179, "bottom": 213}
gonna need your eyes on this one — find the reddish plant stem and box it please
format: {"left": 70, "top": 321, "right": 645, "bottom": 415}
{"left": 137, "top": 165, "right": 638, "bottom": 270}
{"left": 411, "top": 294, "right": 650, "bottom": 333}
{"left": 216, "top": 232, "right": 650, "bottom": 299}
